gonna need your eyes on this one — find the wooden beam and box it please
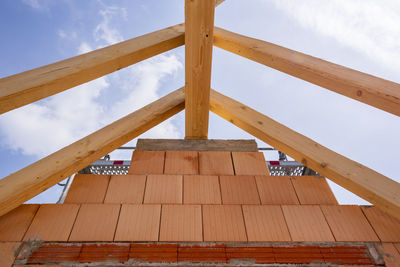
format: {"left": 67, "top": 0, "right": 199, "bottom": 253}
{"left": 213, "top": 27, "right": 400, "bottom": 117}
{"left": 210, "top": 89, "right": 400, "bottom": 220}
{"left": 215, "top": 0, "right": 225, "bottom": 7}
{"left": 185, "top": 0, "right": 215, "bottom": 139}
{"left": 0, "top": 87, "right": 185, "bottom": 217}
{"left": 0, "top": 24, "right": 185, "bottom": 115}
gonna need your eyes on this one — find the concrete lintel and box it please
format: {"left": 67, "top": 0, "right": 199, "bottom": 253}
{"left": 136, "top": 139, "right": 258, "bottom": 152}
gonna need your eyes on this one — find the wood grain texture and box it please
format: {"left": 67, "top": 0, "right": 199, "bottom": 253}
{"left": 69, "top": 204, "right": 120, "bottom": 242}
{"left": 0, "top": 87, "right": 185, "bottom": 217}
{"left": 23, "top": 204, "right": 79, "bottom": 241}
{"left": 232, "top": 152, "right": 268, "bottom": 175}
{"left": 214, "top": 27, "right": 400, "bottom": 116}
{"left": 114, "top": 204, "right": 161, "bottom": 241}
{"left": 362, "top": 206, "right": 400, "bottom": 242}
{"left": 129, "top": 151, "right": 165, "bottom": 175}
{"left": 242, "top": 205, "right": 291, "bottom": 242}
{"left": 282, "top": 205, "right": 335, "bottom": 242}
{"left": 144, "top": 175, "right": 183, "bottom": 204}
{"left": 104, "top": 175, "right": 146, "bottom": 204}
{"left": 210, "top": 89, "right": 400, "bottom": 220}
{"left": 0, "top": 204, "right": 39, "bottom": 241}
{"left": 220, "top": 175, "right": 260, "bottom": 204}
{"left": 321, "top": 205, "right": 379, "bottom": 242}
{"left": 64, "top": 174, "right": 110, "bottom": 204}
{"left": 199, "top": 151, "right": 234, "bottom": 175}
{"left": 164, "top": 151, "right": 199, "bottom": 175}
{"left": 255, "top": 175, "right": 299, "bottom": 205}
{"left": 0, "top": 24, "right": 184, "bottom": 114}
{"left": 291, "top": 176, "right": 337, "bottom": 205}
{"left": 202, "top": 205, "right": 247, "bottom": 241}
{"left": 184, "top": 175, "right": 221, "bottom": 204}
{"left": 185, "top": 0, "right": 215, "bottom": 138}
{"left": 159, "top": 205, "right": 202, "bottom": 241}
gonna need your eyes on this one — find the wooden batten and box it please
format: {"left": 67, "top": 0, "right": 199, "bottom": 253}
{"left": 0, "top": 24, "right": 185, "bottom": 115}
{"left": 0, "top": 88, "right": 185, "bottom": 217}
{"left": 185, "top": 0, "right": 215, "bottom": 139}
{"left": 213, "top": 27, "right": 400, "bottom": 117}
{"left": 209, "top": 89, "right": 400, "bottom": 220}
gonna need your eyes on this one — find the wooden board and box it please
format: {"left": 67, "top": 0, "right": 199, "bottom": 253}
{"left": 209, "top": 89, "right": 400, "bottom": 220}
{"left": 213, "top": 27, "right": 400, "bottom": 116}
{"left": 0, "top": 24, "right": 184, "bottom": 114}
{"left": 0, "top": 88, "right": 185, "bottom": 217}
{"left": 185, "top": 0, "right": 215, "bottom": 138}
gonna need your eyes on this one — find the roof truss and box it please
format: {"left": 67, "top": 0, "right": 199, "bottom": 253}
{"left": 0, "top": 2, "right": 399, "bottom": 219}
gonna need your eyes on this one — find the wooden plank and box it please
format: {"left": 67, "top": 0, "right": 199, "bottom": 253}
{"left": 0, "top": 24, "right": 184, "bottom": 114}
{"left": 213, "top": 27, "right": 400, "bottom": 116}
{"left": 185, "top": 0, "right": 215, "bottom": 138}
{"left": 210, "top": 89, "right": 400, "bottom": 220}
{"left": 0, "top": 88, "right": 185, "bottom": 217}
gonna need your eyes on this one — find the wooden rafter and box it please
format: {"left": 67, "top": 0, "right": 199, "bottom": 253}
{"left": 0, "top": 88, "right": 185, "bottom": 217}
{"left": 185, "top": 0, "right": 215, "bottom": 139}
{"left": 214, "top": 27, "right": 400, "bottom": 117}
{"left": 210, "top": 89, "right": 400, "bottom": 220}
{"left": 0, "top": 24, "right": 185, "bottom": 115}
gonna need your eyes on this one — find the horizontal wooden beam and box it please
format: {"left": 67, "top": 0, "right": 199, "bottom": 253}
{"left": 0, "top": 24, "right": 185, "bottom": 115}
{"left": 210, "top": 89, "right": 400, "bottom": 220}
{"left": 185, "top": 0, "right": 215, "bottom": 139}
{"left": 0, "top": 87, "right": 185, "bottom": 217}
{"left": 213, "top": 27, "right": 400, "bottom": 116}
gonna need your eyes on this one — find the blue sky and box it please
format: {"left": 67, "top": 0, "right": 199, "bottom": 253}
{"left": 0, "top": 0, "right": 399, "bottom": 204}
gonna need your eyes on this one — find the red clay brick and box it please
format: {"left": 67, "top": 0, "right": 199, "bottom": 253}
{"left": 0, "top": 242, "right": 20, "bottom": 267}
{"left": 291, "top": 176, "right": 337, "bottom": 204}
{"left": 64, "top": 174, "right": 110, "bottom": 203}
{"left": 198, "top": 151, "right": 234, "bottom": 175}
{"left": 129, "top": 151, "right": 165, "bottom": 174}
{"left": 226, "top": 247, "right": 274, "bottom": 263}
{"left": 27, "top": 243, "right": 82, "bottom": 264}
{"left": 0, "top": 204, "right": 39, "bottom": 241}
{"left": 362, "top": 206, "right": 400, "bottom": 242}
{"left": 178, "top": 245, "right": 227, "bottom": 263}
{"left": 220, "top": 175, "right": 260, "bottom": 204}
{"left": 23, "top": 204, "right": 79, "bottom": 241}
{"left": 79, "top": 243, "right": 129, "bottom": 263}
{"left": 164, "top": 151, "right": 199, "bottom": 174}
{"left": 232, "top": 152, "right": 269, "bottom": 175}
{"left": 130, "top": 244, "right": 177, "bottom": 262}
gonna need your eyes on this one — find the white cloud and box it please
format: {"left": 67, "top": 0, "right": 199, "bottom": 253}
{"left": 272, "top": 0, "right": 400, "bottom": 72}
{"left": 0, "top": 3, "right": 182, "bottom": 160}
{"left": 94, "top": 6, "right": 125, "bottom": 45}
{"left": 22, "top": 0, "right": 41, "bottom": 9}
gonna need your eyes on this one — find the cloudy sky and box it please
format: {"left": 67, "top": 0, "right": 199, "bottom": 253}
{"left": 0, "top": 0, "right": 399, "bottom": 204}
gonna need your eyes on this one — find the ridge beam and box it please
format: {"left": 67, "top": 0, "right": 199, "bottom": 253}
{"left": 0, "top": 87, "right": 185, "bottom": 217}
{"left": 185, "top": 0, "right": 215, "bottom": 139}
{"left": 210, "top": 89, "right": 400, "bottom": 220}
{"left": 213, "top": 27, "right": 400, "bottom": 117}
{"left": 0, "top": 24, "right": 185, "bottom": 115}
